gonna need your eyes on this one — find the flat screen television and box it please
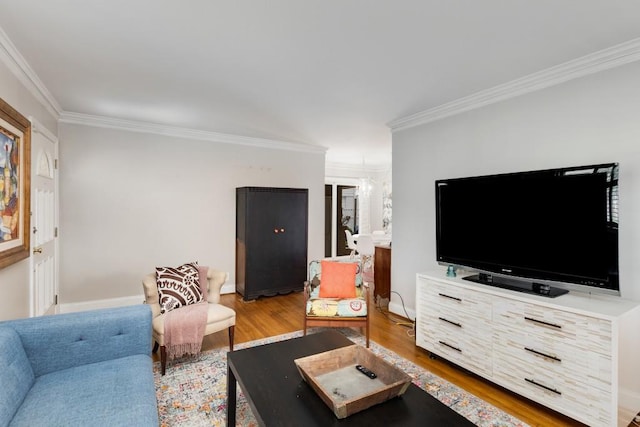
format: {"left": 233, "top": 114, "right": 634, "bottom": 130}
{"left": 435, "top": 163, "right": 619, "bottom": 297}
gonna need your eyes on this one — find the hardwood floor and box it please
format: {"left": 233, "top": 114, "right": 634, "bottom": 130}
{"left": 157, "top": 291, "right": 628, "bottom": 427}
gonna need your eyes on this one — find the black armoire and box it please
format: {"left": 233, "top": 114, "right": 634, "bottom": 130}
{"left": 236, "top": 187, "right": 308, "bottom": 301}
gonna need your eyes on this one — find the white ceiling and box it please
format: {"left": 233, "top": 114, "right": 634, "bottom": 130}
{"left": 1, "top": 1, "right": 640, "bottom": 166}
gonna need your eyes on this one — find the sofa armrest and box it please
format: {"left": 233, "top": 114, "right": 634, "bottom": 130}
{"left": 1, "top": 305, "right": 152, "bottom": 377}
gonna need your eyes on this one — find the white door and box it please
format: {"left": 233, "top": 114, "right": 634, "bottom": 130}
{"left": 29, "top": 120, "right": 58, "bottom": 316}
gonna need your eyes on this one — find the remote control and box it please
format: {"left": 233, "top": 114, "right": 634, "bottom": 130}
{"left": 355, "top": 364, "right": 377, "bottom": 379}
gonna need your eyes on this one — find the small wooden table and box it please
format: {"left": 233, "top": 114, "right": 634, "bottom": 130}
{"left": 226, "top": 330, "right": 474, "bottom": 426}
{"left": 374, "top": 245, "right": 391, "bottom": 307}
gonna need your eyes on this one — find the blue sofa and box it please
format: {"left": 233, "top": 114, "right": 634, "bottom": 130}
{"left": 0, "top": 305, "right": 159, "bottom": 427}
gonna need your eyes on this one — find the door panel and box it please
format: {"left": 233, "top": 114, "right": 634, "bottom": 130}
{"left": 30, "top": 123, "right": 58, "bottom": 316}
{"left": 247, "top": 189, "right": 307, "bottom": 290}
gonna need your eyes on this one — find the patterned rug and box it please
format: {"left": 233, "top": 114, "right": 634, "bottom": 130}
{"left": 154, "top": 329, "right": 529, "bottom": 427}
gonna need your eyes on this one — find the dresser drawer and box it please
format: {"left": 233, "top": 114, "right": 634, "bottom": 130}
{"left": 493, "top": 349, "right": 612, "bottom": 425}
{"left": 424, "top": 297, "right": 485, "bottom": 330}
{"left": 420, "top": 279, "right": 492, "bottom": 320}
{"left": 418, "top": 319, "right": 492, "bottom": 376}
{"left": 493, "top": 299, "right": 612, "bottom": 356}
{"left": 493, "top": 330, "right": 612, "bottom": 392}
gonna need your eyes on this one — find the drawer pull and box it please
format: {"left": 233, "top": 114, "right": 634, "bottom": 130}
{"left": 524, "top": 347, "right": 562, "bottom": 362}
{"left": 525, "top": 378, "right": 561, "bottom": 395}
{"left": 438, "top": 317, "right": 462, "bottom": 328}
{"left": 438, "top": 340, "right": 462, "bottom": 352}
{"left": 524, "top": 316, "right": 562, "bottom": 329}
{"left": 438, "top": 293, "right": 461, "bottom": 302}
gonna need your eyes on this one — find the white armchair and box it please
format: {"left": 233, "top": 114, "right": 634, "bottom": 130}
{"left": 142, "top": 268, "right": 236, "bottom": 375}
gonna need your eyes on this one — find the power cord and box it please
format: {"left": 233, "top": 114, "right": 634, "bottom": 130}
{"left": 375, "top": 301, "right": 411, "bottom": 327}
{"left": 375, "top": 291, "right": 415, "bottom": 338}
{"left": 390, "top": 290, "right": 415, "bottom": 323}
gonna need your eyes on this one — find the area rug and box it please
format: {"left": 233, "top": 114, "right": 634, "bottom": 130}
{"left": 154, "top": 329, "right": 528, "bottom": 427}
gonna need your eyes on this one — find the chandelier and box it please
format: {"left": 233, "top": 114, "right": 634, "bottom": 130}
{"left": 357, "top": 178, "right": 373, "bottom": 198}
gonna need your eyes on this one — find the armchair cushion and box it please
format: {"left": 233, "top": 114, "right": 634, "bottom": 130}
{"left": 306, "top": 292, "right": 367, "bottom": 317}
{"left": 151, "top": 303, "right": 236, "bottom": 340}
{"left": 156, "top": 262, "right": 203, "bottom": 314}
{"left": 318, "top": 260, "right": 357, "bottom": 298}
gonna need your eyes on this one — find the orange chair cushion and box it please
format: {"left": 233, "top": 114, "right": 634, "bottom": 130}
{"left": 319, "top": 260, "right": 357, "bottom": 298}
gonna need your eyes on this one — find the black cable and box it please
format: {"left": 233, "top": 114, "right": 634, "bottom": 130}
{"left": 374, "top": 291, "right": 415, "bottom": 329}
{"left": 391, "top": 290, "right": 415, "bottom": 323}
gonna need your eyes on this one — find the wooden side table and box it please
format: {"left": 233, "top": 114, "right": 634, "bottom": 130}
{"left": 373, "top": 245, "right": 391, "bottom": 308}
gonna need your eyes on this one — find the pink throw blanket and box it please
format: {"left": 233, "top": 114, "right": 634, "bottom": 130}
{"left": 164, "top": 302, "right": 208, "bottom": 359}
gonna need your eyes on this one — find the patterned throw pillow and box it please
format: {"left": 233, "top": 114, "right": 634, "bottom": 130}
{"left": 156, "top": 262, "right": 204, "bottom": 314}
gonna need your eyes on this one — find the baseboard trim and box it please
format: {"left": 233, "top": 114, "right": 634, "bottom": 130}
{"left": 221, "top": 283, "right": 236, "bottom": 295}
{"left": 59, "top": 295, "right": 144, "bottom": 314}
{"left": 388, "top": 301, "right": 416, "bottom": 322}
{"left": 58, "top": 285, "right": 237, "bottom": 313}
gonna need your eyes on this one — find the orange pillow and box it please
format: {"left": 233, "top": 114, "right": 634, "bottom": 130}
{"left": 319, "top": 260, "right": 357, "bottom": 298}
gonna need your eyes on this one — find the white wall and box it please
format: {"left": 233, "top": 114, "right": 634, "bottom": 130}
{"left": 0, "top": 60, "right": 58, "bottom": 320}
{"left": 58, "top": 123, "right": 325, "bottom": 305}
{"left": 392, "top": 60, "right": 640, "bottom": 317}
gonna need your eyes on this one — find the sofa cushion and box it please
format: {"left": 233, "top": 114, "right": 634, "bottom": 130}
{"left": 156, "top": 262, "right": 203, "bottom": 314}
{"left": 6, "top": 305, "right": 152, "bottom": 378}
{"left": 10, "top": 354, "right": 158, "bottom": 427}
{"left": 0, "top": 327, "right": 35, "bottom": 426}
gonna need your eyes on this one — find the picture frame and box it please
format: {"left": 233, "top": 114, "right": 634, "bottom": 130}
{"left": 0, "top": 97, "right": 31, "bottom": 270}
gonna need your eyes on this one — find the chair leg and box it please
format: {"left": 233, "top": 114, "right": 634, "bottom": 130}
{"left": 160, "top": 345, "right": 167, "bottom": 376}
{"left": 152, "top": 341, "right": 159, "bottom": 353}
{"left": 365, "top": 312, "right": 370, "bottom": 348}
{"left": 228, "top": 325, "right": 235, "bottom": 351}
{"left": 365, "top": 325, "right": 370, "bottom": 348}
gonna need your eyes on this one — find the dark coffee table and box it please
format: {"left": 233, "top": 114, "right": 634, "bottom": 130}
{"left": 226, "top": 330, "right": 474, "bottom": 426}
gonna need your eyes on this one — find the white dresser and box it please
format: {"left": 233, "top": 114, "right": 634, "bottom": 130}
{"left": 416, "top": 270, "right": 640, "bottom": 427}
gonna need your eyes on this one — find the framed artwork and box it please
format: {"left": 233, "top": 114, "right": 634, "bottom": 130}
{"left": 0, "top": 97, "right": 31, "bottom": 270}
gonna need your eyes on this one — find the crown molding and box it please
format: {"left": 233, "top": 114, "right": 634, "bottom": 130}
{"left": 325, "top": 161, "right": 391, "bottom": 175}
{"left": 29, "top": 116, "right": 58, "bottom": 143}
{"left": 388, "top": 37, "right": 640, "bottom": 132}
{"left": 0, "top": 26, "right": 62, "bottom": 119}
{"left": 59, "top": 111, "right": 327, "bottom": 153}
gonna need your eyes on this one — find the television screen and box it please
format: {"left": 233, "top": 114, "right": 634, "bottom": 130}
{"left": 435, "top": 163, "right": 619, "bottom": 295}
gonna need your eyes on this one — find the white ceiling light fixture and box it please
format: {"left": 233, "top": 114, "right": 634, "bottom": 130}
{"left": 356, "top": 177, "right": 373, "bottom": 198}
{"left": 356, "top": 157, "right": 374, "bottom": 198}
